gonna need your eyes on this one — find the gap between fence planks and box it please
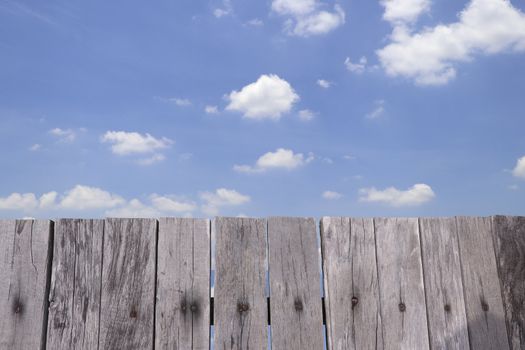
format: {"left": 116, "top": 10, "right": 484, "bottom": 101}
{"left": 0, "top": 216, "right": 523, "bottom": 350}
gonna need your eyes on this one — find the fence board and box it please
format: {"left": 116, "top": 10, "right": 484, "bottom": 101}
{"left": 456, "top": 216, "right": 509, "bottom": 350}
{"left": 46, "top": 219, "right": 104, "bottom": 350}
{"left": 268, "top": 217, "right": 323, "bottom": 350}
{"left": 98, "top": 218, "right": 156, "bottom": 350}
{"left": 374, "top": 217, "right": 430, "bottom": 350}
{"left": 0, "top": 220, "right": 52, "bottom": 350}
{"left": 419, "top": 218, "right": 469, "bottom": 349}
{"left": 320, "top": 217, "right": 383, "bottom": 350}
{"left": 491, "top": 215, "right": 525, "bottom": 350}
{"left": 156, "top": 218, "right": 210, "bottom": 350}
{"left": 214, "top": 217, "right": 267, "bottom": 350}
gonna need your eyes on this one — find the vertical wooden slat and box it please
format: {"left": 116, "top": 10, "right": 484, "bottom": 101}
{"left": 491, "top": 216, "right": 525, "bottom": 350}
{"left": 419, "top": 218, "right": 469, "bottom": 349}
{"left": 456, "top": 216, "right": 509, "bottom": 350}
{"left": 374, "top": 217, "right": 430, "bottom": 350}
{"left": 156, "top": 218, "right": 210, "bottom": 350}
{"left": 268, "top": 217, "right": 323, "bottom": 350}
{"left": 98, "top": 218, "right": 156, "bottom": 350}
{"left": 46, "top": 219, "right": 104, "bottom": 350}
{"left": 0, "top": 219, "right": 52, "bottom": 350}
{"left": 320, "top": 217, "right": 383, "bottom": 350}
{"left": 214, "top": 217, "right": 267, "bottom": 350}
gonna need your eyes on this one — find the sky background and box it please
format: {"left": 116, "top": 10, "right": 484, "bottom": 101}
{"left": 1, "top": 0, "right": 525, "bottom": 219}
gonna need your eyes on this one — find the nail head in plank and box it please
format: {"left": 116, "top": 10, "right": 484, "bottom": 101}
{"left": 156, "top": 218, "right": 210, "bottom": 350}
{"left": 214, "top": 217, "right": 267, "bottom": 350}
{"left": 492, "top": 216, "right": 525, "bottom": 350}
{"left": 0, "top": 219, "right": 52, "bottom": 350}
{"left": 374, "top": 217, "right": 430, "bottom": 350}
{"left": 46, "top": 219, "right": 104, "bottom": 350}
{"left": 320, "top": 217, "right": 383, "bottom": 350}
{"left": 456, "top": 216, "right": 509, "bottom": 350}
{"left": 268, "top": 217, "right": 324, "bottom": 350}
{"left": 419, "top": 218, "right": 470, "bottom": 349}
{"left": 98, "top": 218, "right": 156, "bottom": 350}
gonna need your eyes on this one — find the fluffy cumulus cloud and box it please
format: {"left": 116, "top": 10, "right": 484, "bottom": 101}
{"left": 101, "top": 131, "right": 173, "bottom": 165}
{"left": 317, "top": 79, "right": 332, "bottom": 88}
{"left": 234, "top": 148, "right": 314, "bottom": 173}
{"left": 513, "top": 155, "right": 525, "bottom": 179}
{"left": 359, "top": 183, "right": 435, "bottom": 206}
{"left": 226, "top": 75, "right": 299, "bottom": 120}
{"left": 322, "top": 190, "right": 342, "bottom": 200}
{"left": 60, "top": 185, "right": 125, "bottom": 210}
{"left": 150, "top": 194, "right": 197, "bottom": 212}
{"left": 200, "top": 188, "right": 250, "bottom": 216}
{"left": 378, "top": 0, "right": 525, "bottom": 85}
{"left": 272, "top": 0, "right": 345, "bottom": 37}
{"left": 0, "top": 193, "right": 38, "bottom": 211}
{"left": 381, "top": 0, "right": 430, "bottom": 24}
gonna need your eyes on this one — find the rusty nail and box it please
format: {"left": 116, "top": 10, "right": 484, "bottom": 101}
{"left": 398, "top": 302, "right": 406, "bottom": 312}
{"left": 482, "top": 302, "right": 489, "bottom": 312}
{"left": 181, "top": 303, "right": 187, "bottom": 312}
{"left": 294, "top": 300, "right": 303, "bottom": 311}
{"left": 190, "top": 303, "right": 198, "bottom": 312}
{"left": 130, "top": 309, "right": 137, "bottom": 318}
{"left": 351, "top": 296, "right": 359, "bottom": 309}
{"left": 238, "top": 303, "right": 249, "bottom": 313}
{"left": 444, "top": 304, "right": 451, "bottom": 312}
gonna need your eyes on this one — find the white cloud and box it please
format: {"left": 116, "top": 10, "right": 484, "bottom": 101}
{"left": 156, "top": 96, "right": 191, "bottom": 106}
{"left": 226, "top": 74, "right": 299, "bottom": 120}
{"left": 106, "top": 199, "right": 161, "bottom": 218}
{"left": 49, "top": 128, "right": 76, "bottom": 142}
{"left": 359, "top": 183, "right": 435, "bottom": 206}
{"left": 272, "top": 0, "right": 345, "bottom": 37}
{"left": 322, "top": 190, "right": 342, "bottom": 200}
{"left": 150, "top": 194, "right": 197, "bottom": 212}
{"left": 29, "top": 144, "right": 41, "bottom": 151}
{"left": 345, "top": 56, "right": 368, "bottom": 74}
{"left": 247, "top": 19, "right": 264, "bottom": 26}
{"left": 513, "top": 155, "right": 525, "bottom": 179}
{"left": 39, "top": 191, "right": 58, "bottom": 209}
{"left": 136, "top": 154, "right": 166, "bottom": 166}
{"left": 378, "top": 0, "right": 525, "bottom": 85}
{"left": 317, "top": 79, "right": 332, "bottom": 88}
{"left": 0, "top": 193, "right": 38, "bottom": 211}
{"left": 366, "top": 100, "right": 386, "bottom": 120}
{"left": 60, "top": 185, "right": 125, "bottom": 210}
{"left": 381, "top": 0, "right": 430, "bottom": 24}
{"left": 205, "top": 105, "right": 219, "bottom": 114}
{"left": 298, "top": 109, "right": 315, "bottom": 121}
{"left": 101, "top": 131, "right": 173, "bottom": 155}
{"left": 214, "top": 0, "right": 232, "bottom": 18}
{"left": 200, "top": 188, "right": 250, "bottom": 216}
{"left": 234, "top": 148, "right": 313, "bottom": 173}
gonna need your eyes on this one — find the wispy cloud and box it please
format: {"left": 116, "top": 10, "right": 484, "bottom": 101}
{"left": 234, "top": 148, "right": 314, "bottom": 173}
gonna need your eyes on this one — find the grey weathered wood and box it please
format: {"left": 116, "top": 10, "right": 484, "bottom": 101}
{"left": 98, "top": 218, "right": 156, "bottom": 350}
{"left": 46, "top": 219, "right": 104, "bottom": 350}
{"left": 214, "top": 217, "right": 267, "bottom": 350}
{"left": 491, "top": 216, "right": 525, "bottom": 350}
{"left": 456, "top": 216, "right": 510, "bottom": 350}
{"left": 268, "top": 217, "right": 323, "bottom": 350}
{"left": 419, "top": 218, "right": 470, "bottom": 350}
{"left": 374, "top": 217, "right": 430, "bottom": 350}
{"left": 0, "top": 220, "right": 52, "bottom": 350}
{"left": 156, "top": 218, "right": 210, "bottom": 350}
{"left": 320, "top": 217, "right": 383, "bottom": 350}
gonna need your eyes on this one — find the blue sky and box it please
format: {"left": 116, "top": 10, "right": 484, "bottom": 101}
{"left": 1, "top": 0, "right": 524, "bottom": 219}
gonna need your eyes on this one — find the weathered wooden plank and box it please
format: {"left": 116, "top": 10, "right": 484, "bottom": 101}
{"left": 492, "top": 216, "right": 525, "bottom": 350}
{"left": 320, "top": 217, "right": 383, "bottom": 350}
{"left": 419, "top": 218, "right": 469, "bottom": 350}
{"left": 156, "top": 218, "right": 210, "bottom": 350}
{"left": 98, "top": 218, "right": 156, "bottom": 350}
{"left": 214, "top": 217, "right": 267, "bottom": 350}
{"left": 268, "top": 217, "right": 323, "bottom": 350}
{"left": 374, "top": 217, "right": 430, "bottom": 350}
{"left": 46, "top": 219, "right": 104, "bottom": 350}
{"left": 456, "top": 216, "right": 509, "bottom": 350}
{"left": 0, "top": 220, "right": 52, "bottom": 350}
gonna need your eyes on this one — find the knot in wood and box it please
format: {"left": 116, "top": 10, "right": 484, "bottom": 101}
{"left": 481, "top": 302, "right": 489, "bottom": 312}
{"left": 130, "top": 309, "right": 138, "bottom": 318}
{"left": 351, "top": 296, "right": 359, "bottom": 309}
{"left": 398, "top": 302, "right": 406, "bottom": 312}
{"left": 12, "top": 300, "right": 23, "bottom": 315}
{"left": 237, "top": 302, "right": 249, "bottom": 313}
{"left": 444, "top": 304, "right": 451, "bottom": 312}
{"left": 294, "top": 299, "right": 303, "bottom": 311}
{"left": 190, "top": 303, "right": 198, "bottom": 313}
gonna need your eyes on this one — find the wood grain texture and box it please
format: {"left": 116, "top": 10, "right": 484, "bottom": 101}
{"left": 98, "top": 218, "right": 156, "bottom": 350}
{"left": 0, "top": 220, "right": 52, "bottom": 350}
{"left": 268, "top": 217, "right": 323, "bottom": 350}
{"left": 46, "top": 219, "right": 104, "bottom": 350}
{"left": 320, "top": 217, "right": 383, "bottom": 350}
{"left": 419, "top": 218, "right": 469, "bottom": 350}
{"left": 374, "top": 217, "right": 430, "bottom": 350}
{"left": 214, "top": 217, "right": 267, "bottom": 350}
{"left": 492, "top": 216, "right": 525, "bottom": 350}
{"left": 156, "top": 218, "right": 210, "bottom": 350}
{"left": 455, "top": 216, "right": 509, "bottom": 350}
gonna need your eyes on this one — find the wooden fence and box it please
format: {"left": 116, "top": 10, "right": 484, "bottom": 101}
{"left": 0, "top": 216, "right": 523, "bottom": 349}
